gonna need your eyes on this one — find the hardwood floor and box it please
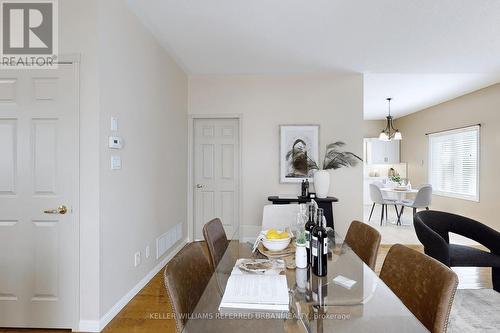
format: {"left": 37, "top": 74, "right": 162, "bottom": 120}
{"left": 0, "top": 330, "right": 71, "bottom": 333}
{"left": 1, "top": 244, "right": 492, "bottom": 333}
{"left": 101, "top": 271, "right": 176, "bottom": 333}
{"left": 0, "top": 271, "right": 176, "bottom": 333}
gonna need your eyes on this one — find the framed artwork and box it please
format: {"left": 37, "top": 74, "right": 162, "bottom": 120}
{"left": 280, "top": 125, "right": 319, "bottom": 183}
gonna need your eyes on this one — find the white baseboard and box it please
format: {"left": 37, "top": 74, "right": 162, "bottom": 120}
{"left": 78, "top": 320, "right": 100, "bottom": 332}
{"left": 77, "top": 320, "right": 100, "bottom": 332}
{"left": 77, "top": 238, "right": 188, "bottom": 333}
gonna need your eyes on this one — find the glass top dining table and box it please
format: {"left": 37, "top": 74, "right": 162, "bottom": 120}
{"left": 182, "top": 227, "right": 429, "bottom": 333}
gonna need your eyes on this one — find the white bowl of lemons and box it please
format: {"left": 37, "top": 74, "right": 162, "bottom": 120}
{"left": 262, "top": 229, "right": 291, "bottom": 252}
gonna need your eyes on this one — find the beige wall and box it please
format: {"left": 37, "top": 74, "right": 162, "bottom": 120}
{"left": 363, "top": 120, "right": 386, "bottom": 139}
{"left": 97, "top": 0, "right": 188, "bottom": 317}
{"left": 189, "top": 74, "right": 364, "bottom": 237}
{"left": 398, "top": 83, "right": 500, "bottom": 230}
{"left": 60, "top": 0, "right": 188, "bottom": 326}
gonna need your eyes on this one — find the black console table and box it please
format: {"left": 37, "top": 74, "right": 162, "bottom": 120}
{"left": 267, "top": 196, "right": 339, "bottom": 230}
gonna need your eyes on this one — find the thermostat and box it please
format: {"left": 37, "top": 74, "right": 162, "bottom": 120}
{"left": 108, "top": 136, "right": 123, "bottom": 149}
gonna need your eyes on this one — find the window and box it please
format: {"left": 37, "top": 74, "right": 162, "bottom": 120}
{"left": 428, "top": 125, "right": 480, "bottom": 201}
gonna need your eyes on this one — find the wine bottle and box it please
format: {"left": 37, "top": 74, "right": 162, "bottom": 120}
{"left": 312, "top": 208, "right": 328, "bottom": 277}
{"left": 311, "top": 274, "right": 328, "bottom": 307}
{"left": 305, "top": 179, "right": 310, "bottom": 197}
{"left": 301, "top": 180, "right": 306, "bottom": 197}
{"left": 310, "top": 207, "right": 319, "bottom": 272}
{"left": 304, "top": 204, "right": 316, "bottom": 266}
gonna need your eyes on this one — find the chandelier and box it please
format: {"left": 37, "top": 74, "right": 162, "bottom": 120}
{"left": 379, "top": 97, "right": 402, "bottom": 141}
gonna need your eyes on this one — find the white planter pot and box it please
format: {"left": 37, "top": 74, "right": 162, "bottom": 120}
{"left": 295, "top": 243, "right": 308, "bottom": 269}
{"left": 314, "top": 170, "right": 330, "bottom": 198}
{"left": 295, "top": 268, "right": 308, "bottom": 291}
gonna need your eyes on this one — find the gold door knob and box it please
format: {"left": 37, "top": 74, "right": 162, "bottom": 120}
{"left": 44, "top": 205, "right": 68, "bottom": 215}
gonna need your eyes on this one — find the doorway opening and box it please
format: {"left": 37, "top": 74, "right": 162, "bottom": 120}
{"left": 362, "top": 137, "right": 418, "bottom": 244}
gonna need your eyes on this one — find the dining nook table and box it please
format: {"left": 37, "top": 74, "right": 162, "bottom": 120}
{"left": 380, "top": 187, "right": 419, "bottom": 225}
{"left": 380, "top": 187, "right": 418, "bottom": 199}
{"left": 180, "top": 225, "right": 429, "bottom": 333}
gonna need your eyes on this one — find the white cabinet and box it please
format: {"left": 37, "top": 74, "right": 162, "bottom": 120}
{"left": 365, "top": 139, "right": 400, "bottom": 164}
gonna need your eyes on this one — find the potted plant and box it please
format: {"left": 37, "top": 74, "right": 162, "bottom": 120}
{"left": 389, "top": 174, "right": 402, "bottom": 185}
{"left": 287, "top": 141, "right": 362, "bottom": 198}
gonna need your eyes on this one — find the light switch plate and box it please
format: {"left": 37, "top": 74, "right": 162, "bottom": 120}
{"left": 111, "top": 117, "right": 118, "bottom": 131}
{"left": 111, "top": 156, "right": 121, "bottom": 170}
{"left": 134, "top": 252, "right": 141, "bottom": 267}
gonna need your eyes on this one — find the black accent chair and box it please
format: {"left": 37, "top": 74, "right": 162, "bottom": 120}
{"left": 414, "top": 210, "right": 500, "bottom": 292}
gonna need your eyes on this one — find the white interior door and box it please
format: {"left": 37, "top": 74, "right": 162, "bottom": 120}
{"left": 193, "top": 118, "right": 239, "bottom": 240}
{"left": 0, "top": 64, "right": 78, "bottom": 328}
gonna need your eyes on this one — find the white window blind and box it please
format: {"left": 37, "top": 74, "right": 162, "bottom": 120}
{"left": 428, "top": 125, "right": 480, "bottom": 201}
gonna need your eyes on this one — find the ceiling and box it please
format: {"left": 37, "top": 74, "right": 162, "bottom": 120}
{"left": 363, "top": 73, "right": 500, "bottom": 120}
{"left": 128, "top": 0, "right": 500, "bottom": 119}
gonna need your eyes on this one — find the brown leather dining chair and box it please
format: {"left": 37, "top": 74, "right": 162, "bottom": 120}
{"left": 164, "top": 241, "right": 214, "bottom": 333}
{"left": 380, "top": 244, "right": 458, "bottom": 333}
{"left": 344, "top": 220, "right": 381, "bottom": 270}
{"left": 203, "top": 218, "right": 229, "bottom": 269}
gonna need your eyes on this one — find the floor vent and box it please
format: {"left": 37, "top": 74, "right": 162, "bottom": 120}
{"left": 156, "top": 223, "right": 183, "bottom": 260}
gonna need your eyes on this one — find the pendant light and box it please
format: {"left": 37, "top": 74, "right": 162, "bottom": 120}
{"left": 379, "top": 97, "right": 402, "bottom": 141}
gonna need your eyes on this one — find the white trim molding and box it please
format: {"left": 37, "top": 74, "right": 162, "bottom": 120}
{"left": 78, "top": 239, "right": 188, "bottom": 332}
{"left": 50, "top": 55, "right": 81, "bottom": 332}
{"left": 187, "top": 114, "right": 243, "bottom": 241}
{"left": 78, "top": 320, "right": 100, "bottom": 332}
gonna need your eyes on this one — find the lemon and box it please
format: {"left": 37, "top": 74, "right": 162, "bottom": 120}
{"left": 266, "top": 229, "right": 289, "bottom": 239}
{"left": 278, "top": 231, "right": 289, "bottom": 239}
{"left": 266, "top": 229, "right": 280, "bottom": 239}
